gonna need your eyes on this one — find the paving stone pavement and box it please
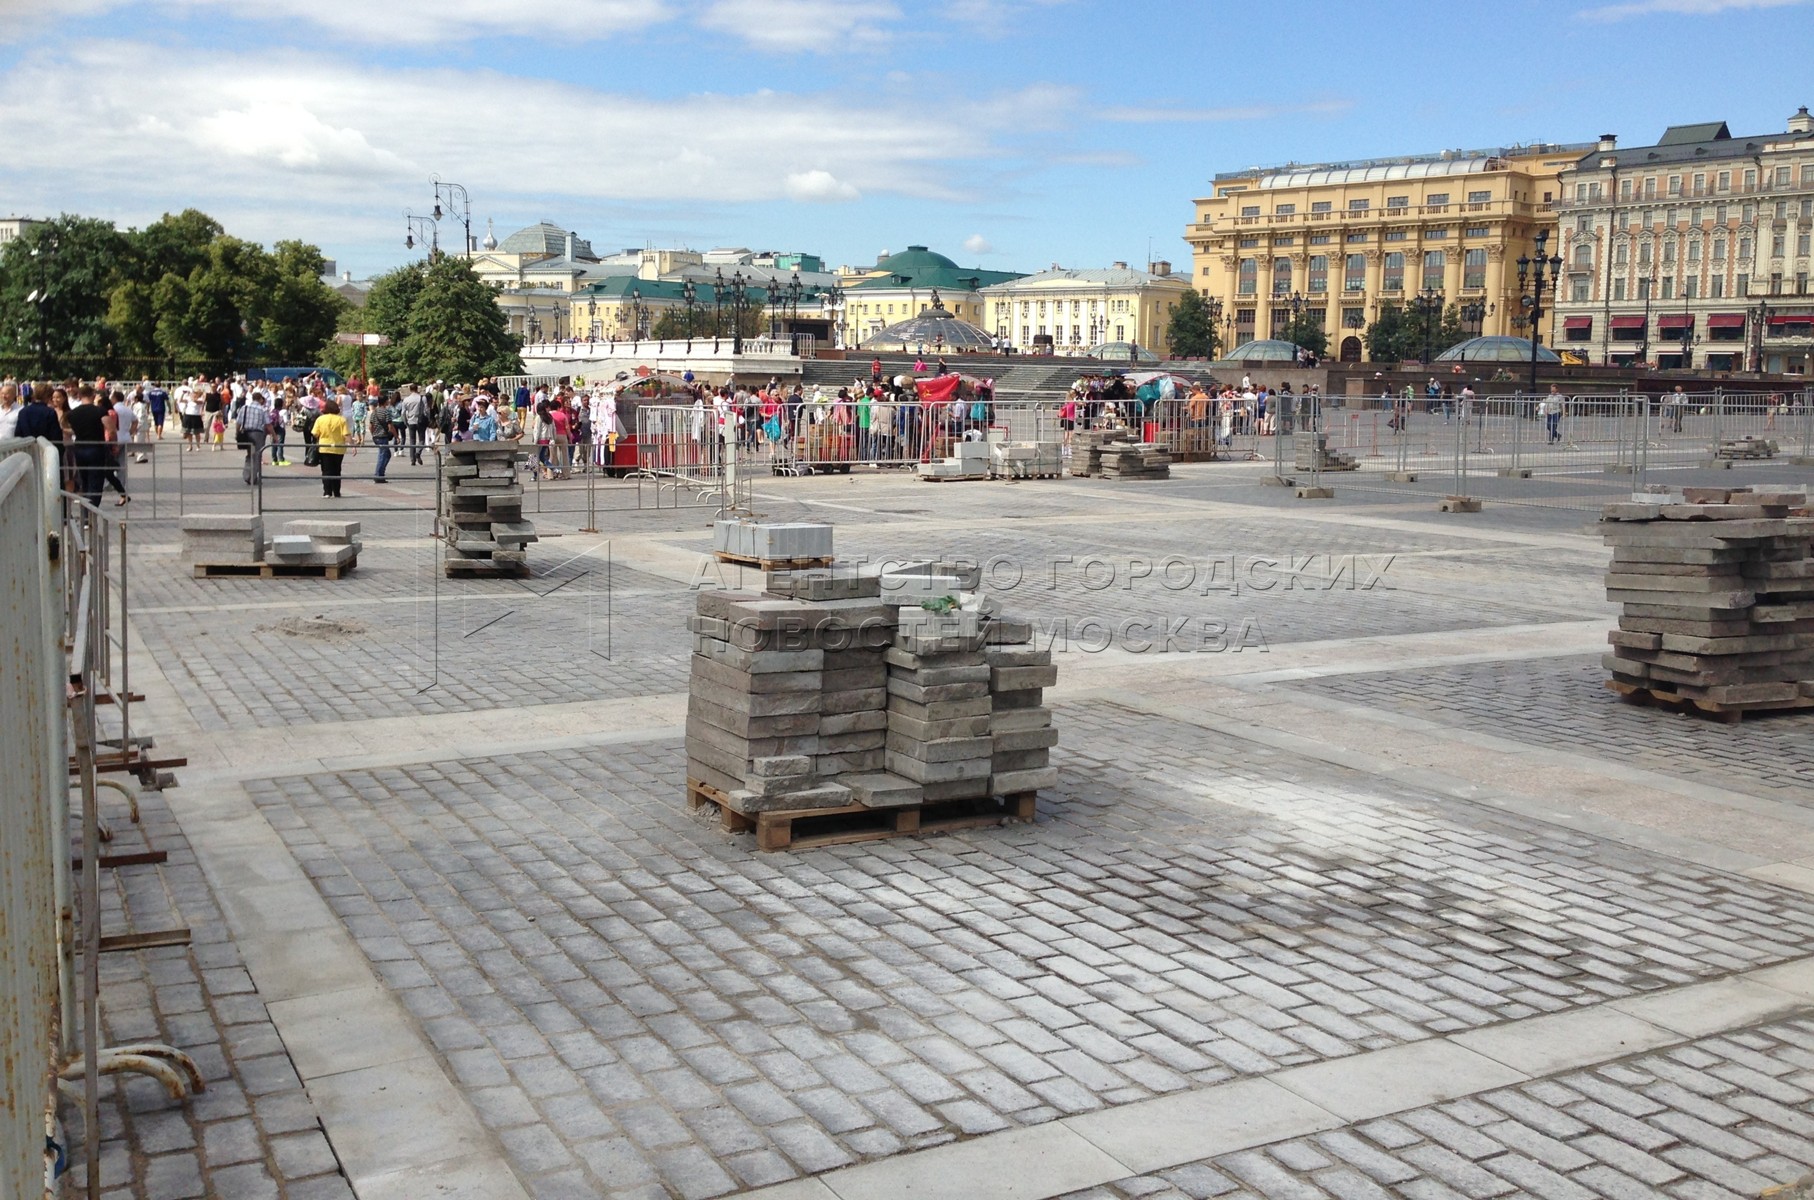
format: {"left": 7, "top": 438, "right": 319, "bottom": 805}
{"left": 1281, "top": 655, "right": 1814, "bottom": 808}
{"left": 66, "top": 786, "right": 350, "bottom": 1199}
{"left": 1054, "top": 1015, "right": 1814, "bottom": 1200}
{"left": 243, "top": 697, "right": 1814, "bottom": 1198}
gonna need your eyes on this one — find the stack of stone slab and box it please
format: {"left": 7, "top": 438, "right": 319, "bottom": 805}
{"left": 1075, "top": 428, "right": 1133, "bottom": 476}
{"left": 989, "top": 441, "right": 1064, "bottom": 479}
{"left": 439, "top": 443, "right": 535, "bottom": 575}
{"left": 713, "top": 520, "right": 834, "bottom": 564}
{"left": 1714, "top": 435, "right": 1778, "bottom": 461}
{"left": 1601, "top": 486, "right": 1814, "bottom": 715}
{"left": 1296, "top": 433, "right": 1359, "bottom": 472}
{"left": 684, "top": 532, "right": 1060, "bottom": 834}
{"left": 267, "top": 519, "right": 361, "bottom": 570}
{"left": 918, "top": 439, "right": 992, "bottom": 481}
{"left": 180, "top": 514, "right": 264, "bottom": 567}
{"left": 1097, "top": 441, "right": 1172, "bottom": 480}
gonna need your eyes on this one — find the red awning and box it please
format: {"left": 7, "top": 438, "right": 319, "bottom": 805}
{"left": 1610, "top": 316, "right": 1647, "bottom": 330}
{"left": 1768, "top": 312, "right": 1814, "bottom": 325}
{"left": 1563, "top": 316, "right": 1593, "bottom": 331}
{"left": 1707, "top": 313, "right": 1746, "bottom": 328}
{"left": 1657, "top": 314, "right": 1692, "bottom": 328}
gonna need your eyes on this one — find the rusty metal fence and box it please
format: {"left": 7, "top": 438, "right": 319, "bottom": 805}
{"left": 0, "top": 439, "right": 66, "bottom": 1199}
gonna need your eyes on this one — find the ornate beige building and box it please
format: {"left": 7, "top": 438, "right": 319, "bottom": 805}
{"left": 1186, "top": 143, "right": 1588, "bottom": 361}
{"left": 1551, "top": 109, "right": 1814, "bottom": 373}
{"left": 978, "top": 263, "right": 1191, "bottom": 356}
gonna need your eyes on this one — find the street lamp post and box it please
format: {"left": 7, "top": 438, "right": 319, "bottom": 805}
{"left": 766, "top": 278, "right": 782, "bottom": 341}
{"left": 822, "top": 286, "right": 846, "bottom": 349}
{"left": 729, "top": 270, "right": 748, "bottom": 354}
{"left": 1412, "top": 287, "right": 1443, "bottom": 364}
{"left": 1637, "top": 276, "right": 1653, "bottom": 365}
{"left": 1515, "top": 230, "right": 1563, "bottom": 394}
{"left": 628, "top": 287, "right": 644, "bottom": 340}
{"left": 713, "top": 268, "right": 727, "bottom": 345}
{"left": 405, "top": 213, "right": 438, "bottom": 260}
{"left": 1751, "top": 297, "right": 1775, "bottom": 372}
{"left": 431, "top": 177, "right": 473, "bottom": 253}
{"left": 681, "top": 279, "right": 698, "bottom": 341}
{"left": 25, "top": 231, "right": 57, "bottom": 378}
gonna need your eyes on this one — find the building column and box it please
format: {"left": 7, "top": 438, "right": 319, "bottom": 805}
{"left": 1485, "top": 245, "right": 1508, "bottom": 336}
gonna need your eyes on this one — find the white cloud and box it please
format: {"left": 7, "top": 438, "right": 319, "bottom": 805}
{"left": 784, "top": 170, "right": 862, "bottom": 202}
{"left": 0, "top": 0, "right": 674, "bottom": 44}
{"left": 0, "top": 40, "right": 1060, "bottom": 253}
{"left": 963, "top": 234, "right": 993, "bottom": 255}
{"left": 697, "top": 0, "right": 901, "bottom": 50}
{"left": 1577, "top": 0, "right": 1806, "bottom": 19}
{"left": 1101, "top": 99, "right": 1354, "bottom": 124}
{"left": 941, "top": 0, "right": 1070, "bottom": 34}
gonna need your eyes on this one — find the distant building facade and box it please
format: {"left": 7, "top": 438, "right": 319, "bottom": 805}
{"left": 841, "top": 247, "right": 1022, "bottom": 349}
{"left": 978, "top": 263, "right": 1191, "bottom": 356}
{"left": 1187, "top": 143, "right": 1587, "bottom": 363}
{"left": 1551, "top": 108, "right": 1814, "bottom": 373}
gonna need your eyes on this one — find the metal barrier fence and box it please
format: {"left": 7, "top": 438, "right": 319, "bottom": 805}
{"left": 0, "top": 439, "right": 64, "bottom": 1200}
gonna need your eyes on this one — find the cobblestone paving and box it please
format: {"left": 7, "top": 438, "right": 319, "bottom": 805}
{"left": 247, "top": 698, "right": 1814, "bottom": 1198}
{"left": 67, "top": 787, "right": 349, "bottom": 1199}
{"left": 1056, "top": 1016, "right": 1814, "bottom": 1200}
{"left": 1282, "top": 655, "right": 1814, "bottom": 805}
{"left": 130, "top": 549, "right": 694, "bottom": 731}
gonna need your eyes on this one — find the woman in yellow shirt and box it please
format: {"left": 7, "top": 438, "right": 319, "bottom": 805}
{"left": 312, "top": 399, "right": 353, "bottom": 498}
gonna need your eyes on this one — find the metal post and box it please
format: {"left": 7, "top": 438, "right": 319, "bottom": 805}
{"left": 1802, "top": 388, "right": 1814, "bottom": 462}
{"left": 1713, "top": 386, "right": 1724, "bottom": 457}
{"left": 1511, "top": 392, "right": 1523, "bottom": 475}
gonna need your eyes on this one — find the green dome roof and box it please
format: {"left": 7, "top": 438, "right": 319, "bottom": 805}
{"left": 876, "top": 245, "right": 960, "bottom": 274}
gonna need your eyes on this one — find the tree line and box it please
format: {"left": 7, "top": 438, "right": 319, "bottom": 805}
{"left": 1164, "top": 288, "right": 1474, "bottom": 364}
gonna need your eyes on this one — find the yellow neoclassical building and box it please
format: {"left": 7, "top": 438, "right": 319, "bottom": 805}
{"left": 1186, "top": 142, "right": 1590, "bottom": 361}
{"left": 978, "top": 263, "right": 1193, "bottom": 357}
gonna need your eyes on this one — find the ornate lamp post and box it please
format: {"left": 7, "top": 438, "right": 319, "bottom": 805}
{"left": 1409, "top": 287, "right": 1444, "bottom": 364}
{"left": 681, "top": 279, "right": 698, "bottom": 339}
{"left": 822, "top": 285, "right": 846, "bottom": 349}
{"left": 25, "top": 231, "right": 57, "bottom": 378}
{"left": 1515, "top": 230, "right": 1563, "bottom": 394}
{"left": 405, "top": 213, "right": 438, "bottom": 260}
{"left": 628, "top": 286, "right": 645, "bottom": 339}
{"left": 728, "top": 270, "right": 749, "bottom": 354}
{"left": 713, "top": 268, "right": 727, "bottom": 343}
{"left": 766, "top": 278, "right": 782, "bottom": 340}
{"left": 431, "top": 177, "right": 473, "bottom": 253}
{"left": 1750, "top": 297, "right": 1775, "bottom": 372}
{"left": 1637, "top": 275, "right": 1653, "bottom": 365}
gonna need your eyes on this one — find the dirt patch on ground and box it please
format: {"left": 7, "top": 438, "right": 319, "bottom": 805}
{"left": 257, "top": 615, "right": 369, "bottom": 639}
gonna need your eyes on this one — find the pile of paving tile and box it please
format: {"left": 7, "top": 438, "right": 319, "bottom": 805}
{"left": 266, "top": 519, "right": 362, "bottom": 570}
{"left": 1714, "top": 435, "right": 1779, "bottom": 461}
{"left": 1096, "top": 441, "right": 1172, "bottom": 480}
{"left": 989, "top": 441, "right": 1064, "bottom": 479}
{"left": 713, "top": 519, "right": 834, "bottom": 564}
{"left": 180, "top": 514, "right": 263, "bottom": 567}
{"left": 1074, "top": 428, "right": 1132, "bottom": 476}
{"left": 1295, "top": 432, "right": 1359, "bottom": 472}
{"left": 1601, "top": 485, "right": 1814, "bottom": 716}
{"left": 686, "top": 525, "right": 1058, "bottom": 838}
{"left": 439, "top": 443, "right": 536, "bottom": 575}
{"left": 918, "top": 439, "right": 993, "bottom": 481}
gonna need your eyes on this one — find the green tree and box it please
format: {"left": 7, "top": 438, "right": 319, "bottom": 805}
{"left": 322, "top": 262, "right": 427, "bottom": 386}
{"left": 258, "top": 240, "right": 345, "bottom": 362}
{"left": 1165, "top": 290, "right": 1219, "bottom": 359}
{"left": 0, "top": 215, "right": 131, "bottom": 369}
{"left": 1364, "top": 303, "right": 1410, "bottom": 362}
{"left": 650, "top": 305, "right": 717, "bottom": 340}
{"left": 398, "top": 256, "right": 521, "bottom": 383}
{"left": 1279, "top": 311, "right": 1328, "bottom": 359}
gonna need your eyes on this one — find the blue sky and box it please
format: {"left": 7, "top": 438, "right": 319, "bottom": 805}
{"left": 2, "top": 0, "right": 1811, "bottom": 280}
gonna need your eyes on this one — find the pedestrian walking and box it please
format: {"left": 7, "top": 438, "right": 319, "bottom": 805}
{"left": 237, "top": 391, "right": 270, "bottom": 485}
{"left": 367, "top": 391, "right": 396, "bottom": 481}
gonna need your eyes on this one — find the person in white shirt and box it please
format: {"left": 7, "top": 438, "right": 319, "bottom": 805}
{"left": 177, "top": 381, "right": 205, "bottom": 450}
{"left": 0, "top": 383, "right": 19, "bottom": 441}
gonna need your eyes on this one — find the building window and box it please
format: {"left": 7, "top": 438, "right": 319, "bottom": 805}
{"left": 1776, "top": 166, "right": 1792, "bottom": 186}
{"left": 1804, "top": 165, "right": 1814, "bottom": 185}
{"left": 1427, "top": 193, "right": 1449, "bottom": 206}
{"left": 1308, "top": 256, "right": 1328, "bottom": 293}
{"left": 1739, "top": 236, "right": 1752, "bottom": 259}
{"left": 1662, "top": 241, "right": 1675, "bottom": 265}
{"left": 1272, "top": 257, "right": 1293, "bottom": 295}
{"left": 1799, "top": 272, "right": 1810, "bottom": 295}
{"left": 1685, "top": 277, "right": 1698, "bottom": 299}
{"left": 1465, "top": 248, "right": 1487, "bottom": 289}
{"left": 1574, "top": 243, "right": 1594, "bottom": 267}
{"left": 1238, "top": 258, "right": 1257, "bottom": 295}
{"left": 1716, "top": 204, "right": 1728, "bottom": 224}
{"left": 1774, "top": 234, "right": 1787, "bottom": 256}
{"left": 1465, "top": 226, "right": 1489, "bottom": 238}
{"left": 1347, "top": 233, "right": 1368, "bottom": 243}
{"left": 1467, "top": 190, "right": 1491, "bottom": 204}
{"left": 1738, "top": 273, "right": 1749, "bottom": 295}
{"left": 1712, "top": 276, "right": 1724, "bottom": 298}
{"left": 1662, "top": 277, "right": 1674, "bottom": 300}
{"left": 1614, "top": 278, "right": 1626, "bottom": 300}
{"left": 1615, "top": 243, "right": 1629, "bottom": 266}
{"left": 1743, "top": 203, "right": 1756, "bottom": 223}
{"left": 1309, "top": 234, "right": 1331, "bottom": 245}
{"left": 1571, "top": 280, "right": 1591, "bottom": 303}
{"left": 1712, "top": 237, "right": 1726, "bottom": 262}
{"left": 1385, "top": 230, "right": 1407, "bottom": 242}
{"left": 1576, "top": 215, "right": 1592, "bottom": 233}
{"left": 1426, "top": 229, "right": 1447, "bottom": 239}
{"left": 1717, "top": 171, "right": 1730, "bottom": 192}
{"left": 1668, "top": 175, "right": 1682, "bottom": 196}
{"left": 1239, "top": 237, "right": 1260, "bottom": 248}
{"left": 1349, "top": 198, "right": 1370, "bottom": 211}
{"left": 1240, "top": 205, "right": 1260, "bottom": 217}
{"left": 1693, "top": 173, "right": 1706, "bottom": 196}
{"left": 1801, "top": 232, "right": 1812, "bottom": 256}
{"left": 1422, "top": 250, "right": 1445, "bottom": 291}
{"left": 1275, "top": 236, "right": 1294, "bottom": 246}
{"left": 1342, "top": 306, "right": 1364, "bottom": 329}
{"left": 1639, "top": 242, "right": 1652, "bottom": 265}
{"left": 1383, "top": 252, "right": 1405, "bottom": 291}
{"left": 1275, "top": 203, "right": 1296, "bottom": 216}
{"left": 1311, "top": 201, "right": 1333, "bottom": 213}
{"left": 1344, "top": 254, "right": 1365, "bottom": 291}
{"left": 1744, "top": 169, "right": 1757, "bottom": 191}
{"left": 1387, "top": 195, "right": 1409, "bottom": 209}
{"left": 1643, "top": 177, "right": 1657, "bottom": 199}
{"left": 1687, "top": 239, "right": 1700, "bottom": 264}
{"left": 1621, "top": 179, "right": 1634, "bottom": 201}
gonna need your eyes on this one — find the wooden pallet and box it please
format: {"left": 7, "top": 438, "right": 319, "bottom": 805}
{"left": 192, "top": 560, "right": 354, "bottom": 580}
{"left": 688, "top": 777, "right": 1036, "bottom": 851}
{"left": 443, "top": 560, "right": 531, "bottom": 578}
{"left": 918, "top": 473, "right": 991, "bottom": 483}
{"left": 713, "top": 552, "right": 835, "bottom": 570}
{"left": 1606, "top": 679, "right": 1814, "bottom": 724}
